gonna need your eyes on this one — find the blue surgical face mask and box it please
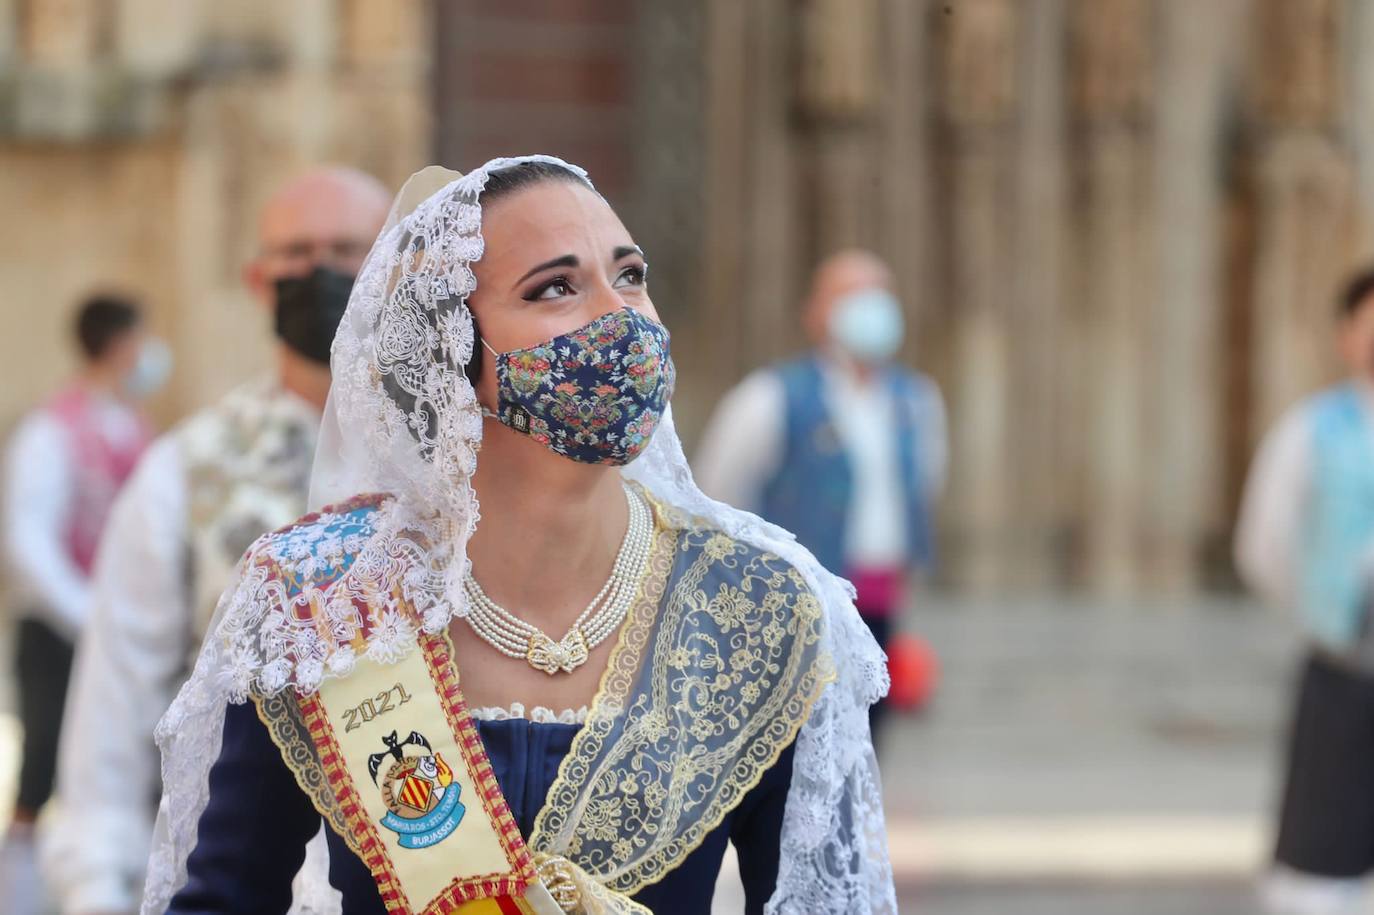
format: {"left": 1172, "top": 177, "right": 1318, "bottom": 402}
{"left": 124, "top": 337, "right": 172, "bottom": 398}
{"left": 827, "top": 288, "right": 905, "bottom": 364}
{"left": 481, "top": 307, "right": 675, "bottom": 466}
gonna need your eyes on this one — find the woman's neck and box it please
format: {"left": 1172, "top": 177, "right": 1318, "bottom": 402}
{"left": 465, "top": 420, "right": 630, "bottom": 633}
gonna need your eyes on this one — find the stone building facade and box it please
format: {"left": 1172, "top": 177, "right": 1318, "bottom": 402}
{"left": 598, "top": 0, "right": 1374, "bottom": 596}
{"left": 0, "top": 0, "right": 430, "bottom": 417}
{"left": 3, "top": 0, "right": 1372, "bottom": 595}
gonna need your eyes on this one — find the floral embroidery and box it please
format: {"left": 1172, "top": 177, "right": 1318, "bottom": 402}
{"left": 222, "top": 493, "right": 451, "bottom": 696}
{"left": 503, "top": 347, "right": 557, "bottom": 397}
{"left": 260, "top": 503, "right": 378, "bottom": 597}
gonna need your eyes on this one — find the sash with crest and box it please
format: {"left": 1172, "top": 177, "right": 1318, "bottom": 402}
{"left": 299, "top": 630, "right": 572, "bottom": 914}
{"left": 249, "top": 489, "right": 830, "bottom": 915}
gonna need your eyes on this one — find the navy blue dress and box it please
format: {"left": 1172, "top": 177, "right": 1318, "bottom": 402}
{"left": 168, "top": 700, "right": 794, "bottom": 914}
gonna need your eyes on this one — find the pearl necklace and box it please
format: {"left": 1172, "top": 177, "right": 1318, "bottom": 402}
{"left": 462, "top": 485, "right": 653, "bottom": 675}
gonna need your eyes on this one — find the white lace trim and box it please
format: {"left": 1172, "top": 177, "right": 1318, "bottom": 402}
{"left": 469, "top": 702, "right": 589, "bottom": 725}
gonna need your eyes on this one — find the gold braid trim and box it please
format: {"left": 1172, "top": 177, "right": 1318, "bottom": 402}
{"left": 253, "top": 692, "right": 358, "bottom": 856}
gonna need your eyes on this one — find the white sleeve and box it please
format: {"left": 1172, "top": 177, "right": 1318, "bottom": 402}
{"left": 3, "top": 414, "right": 88, "bottom": 637}
{"left": 1234, "top": 406, "right": 1310, "bottom": 608}
{"left": 692, "top": 371, "right": 786, "bottom": 514}
{"left": 43, "top": 437, "right": 190, "bottom": 915}
{"left": 912, "top": 379, "right": 949, "bottom": 500}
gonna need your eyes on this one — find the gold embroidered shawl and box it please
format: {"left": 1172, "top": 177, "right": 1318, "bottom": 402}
{"left": 255, "top": 489, "right": 831, "bottom": 910}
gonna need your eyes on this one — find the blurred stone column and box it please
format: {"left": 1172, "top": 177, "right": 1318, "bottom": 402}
{"left": 617, "top": 1, "right": 708, "bottom": 431}
{"left": 0, "top": 0, "right": 16, "bottom": 68}
{"left": 738, "top": 0, "right": 803, "bottom": 368}
{"left": 699, "top": 0, "right": 803, "bottom": 412}
{"left": 15, "top": 0, "right": 108, "bottom": 136}
{"left": 936, "top": 0, "right": 1018, "bottom": 591}
{"left": 278, "top": 0, "right": 337, "bottom": 164}
{"left": 877, "top": 0, "right": 932, "bottom": 352}
{"left": 1144, "top": 0, "right": 1237, "bottom": 591}
{"left": 1006, "top": 0, "right": 1067, "bottom": 587}
{"left": 335, "top": 0, "right": 430, "bottom": 184}
{"left": 1071, "top": 0, "right": 1153, "bottom": 595}
{"left": 1246, "top": 0, "right": 1354, "bottom": 440}
{"left": 696, "top": 0, "right": 753, "bottom": 424}
{"left": 1344, "top": 0, "right": 1374, "bottom": 260}
{"left": 796, "top": 0, "right": 881, "bottom": 252}
{"left": 22, "top": 0, "right": 103, "bottom": 65}
{"left": 115, "top": 0, "right": 201, "bottom": 77}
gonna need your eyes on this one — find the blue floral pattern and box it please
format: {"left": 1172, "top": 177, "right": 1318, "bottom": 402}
{"left": 493, "top": 308, "right": 674, "bottom": 465}
{"left": 259, "top": 498, "right": 381, "bottom": 598}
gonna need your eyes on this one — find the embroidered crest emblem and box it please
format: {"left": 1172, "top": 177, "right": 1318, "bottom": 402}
{"left": 368, "top": 730, "right": 465, "bottom": 849}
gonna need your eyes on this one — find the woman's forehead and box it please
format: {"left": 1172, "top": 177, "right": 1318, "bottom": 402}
{"left": 478, "top": 181, "right": 631, "bottom": 262}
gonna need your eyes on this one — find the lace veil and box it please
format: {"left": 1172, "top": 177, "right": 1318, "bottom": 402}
{"left": 141, "top": 156, "right": 895, "bottom": 914}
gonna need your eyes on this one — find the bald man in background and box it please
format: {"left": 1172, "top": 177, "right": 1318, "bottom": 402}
{"left": 695, "top": 250, "right": 947, "bottom": 744}
{"left": 42, "top": 167, "right": 392, "bottom": 915}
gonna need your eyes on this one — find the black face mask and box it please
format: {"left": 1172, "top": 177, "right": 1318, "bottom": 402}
{"left": 273, "top": 266, "right": 355, "bottom": 365}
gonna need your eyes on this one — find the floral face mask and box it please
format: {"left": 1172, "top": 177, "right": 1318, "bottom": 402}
{"left": 481, "top": 307, "right": 675, "bottom": 465}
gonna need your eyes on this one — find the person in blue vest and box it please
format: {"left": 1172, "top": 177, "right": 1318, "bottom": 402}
{"left": 1236, "top": 266, "right": 1374, "bottom": 914}
{"left": 695, "top": 249, "right": 947, "bottom": 743}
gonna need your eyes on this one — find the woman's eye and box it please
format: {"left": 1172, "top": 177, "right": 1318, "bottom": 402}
{"left": 528, "top": 277, "right": 574, "bottom": 301}
{"left": 614, "top": 265, "right": 647, "bottom": 288}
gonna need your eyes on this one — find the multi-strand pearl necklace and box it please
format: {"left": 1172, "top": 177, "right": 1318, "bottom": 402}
{"left": 462, "top": 485, "right": 653, "bottom": 675}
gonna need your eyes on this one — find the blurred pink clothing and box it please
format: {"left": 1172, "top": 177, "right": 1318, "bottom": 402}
{"left": 848, "top": 566, "right": 906, "bottom": 619}
{"left": 46, "top": 385, "right": 153, "bottom": 573}
{"left": 3, "top": 383, "right": 152, "bottom": 638}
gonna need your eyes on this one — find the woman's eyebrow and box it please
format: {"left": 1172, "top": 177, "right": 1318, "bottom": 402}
{"left": 613, "top": 245, "right": 645, "bottom": 261}
{"left": 515, "top": 254, "right": 578, "bottom": 286}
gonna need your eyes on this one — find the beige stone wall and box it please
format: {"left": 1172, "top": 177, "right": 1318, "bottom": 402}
{"left": 0, "top": 0, "right": 432, "bottom": 430}
{"left": 0, "top": 145, "right": 182, "bottom": 418}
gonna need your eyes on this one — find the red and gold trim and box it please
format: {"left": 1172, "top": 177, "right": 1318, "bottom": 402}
{"left": 299, "top": 689, "right": 414, "bottom": 912}
{"left": 418, "top": 628, "right": 538, "bottom": 903}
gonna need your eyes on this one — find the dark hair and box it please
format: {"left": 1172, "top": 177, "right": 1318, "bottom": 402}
{"left": 481, "top": 159, "right": 588, "bottom": 206}
{"left": 74, "top": 294, "right": 142, "bottom": 359}
{"left": 463, "top": 160, "right": 591, "bottom": 383}
{"left": 1339, "top": 267, "right": 1374, "bottom": 319}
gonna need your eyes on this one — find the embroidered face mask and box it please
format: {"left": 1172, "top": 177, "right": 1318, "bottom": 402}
{"left": 482, "top": 307, "right": 675, "bottom": 465}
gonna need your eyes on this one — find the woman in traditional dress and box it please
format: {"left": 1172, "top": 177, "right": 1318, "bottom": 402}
{"left": 143, "top": 157, "right": 894, "bottom": 915}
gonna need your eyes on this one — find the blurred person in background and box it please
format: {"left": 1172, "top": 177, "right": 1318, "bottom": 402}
{"left": 0, "top": 295, "right": 164, "bottom": 915}
{"left": 1236, "top": 266, "right": 1374, "bottom": 915}
{"left": 42, "top": 167, "right": 390, "bottom": 915}
{"left": 695, "top": 249, "right": 946, "bottom": 744}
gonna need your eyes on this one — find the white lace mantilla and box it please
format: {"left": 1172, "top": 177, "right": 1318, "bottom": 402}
{"left": 143, "top": 157, "right": 896, "bottom": 915}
